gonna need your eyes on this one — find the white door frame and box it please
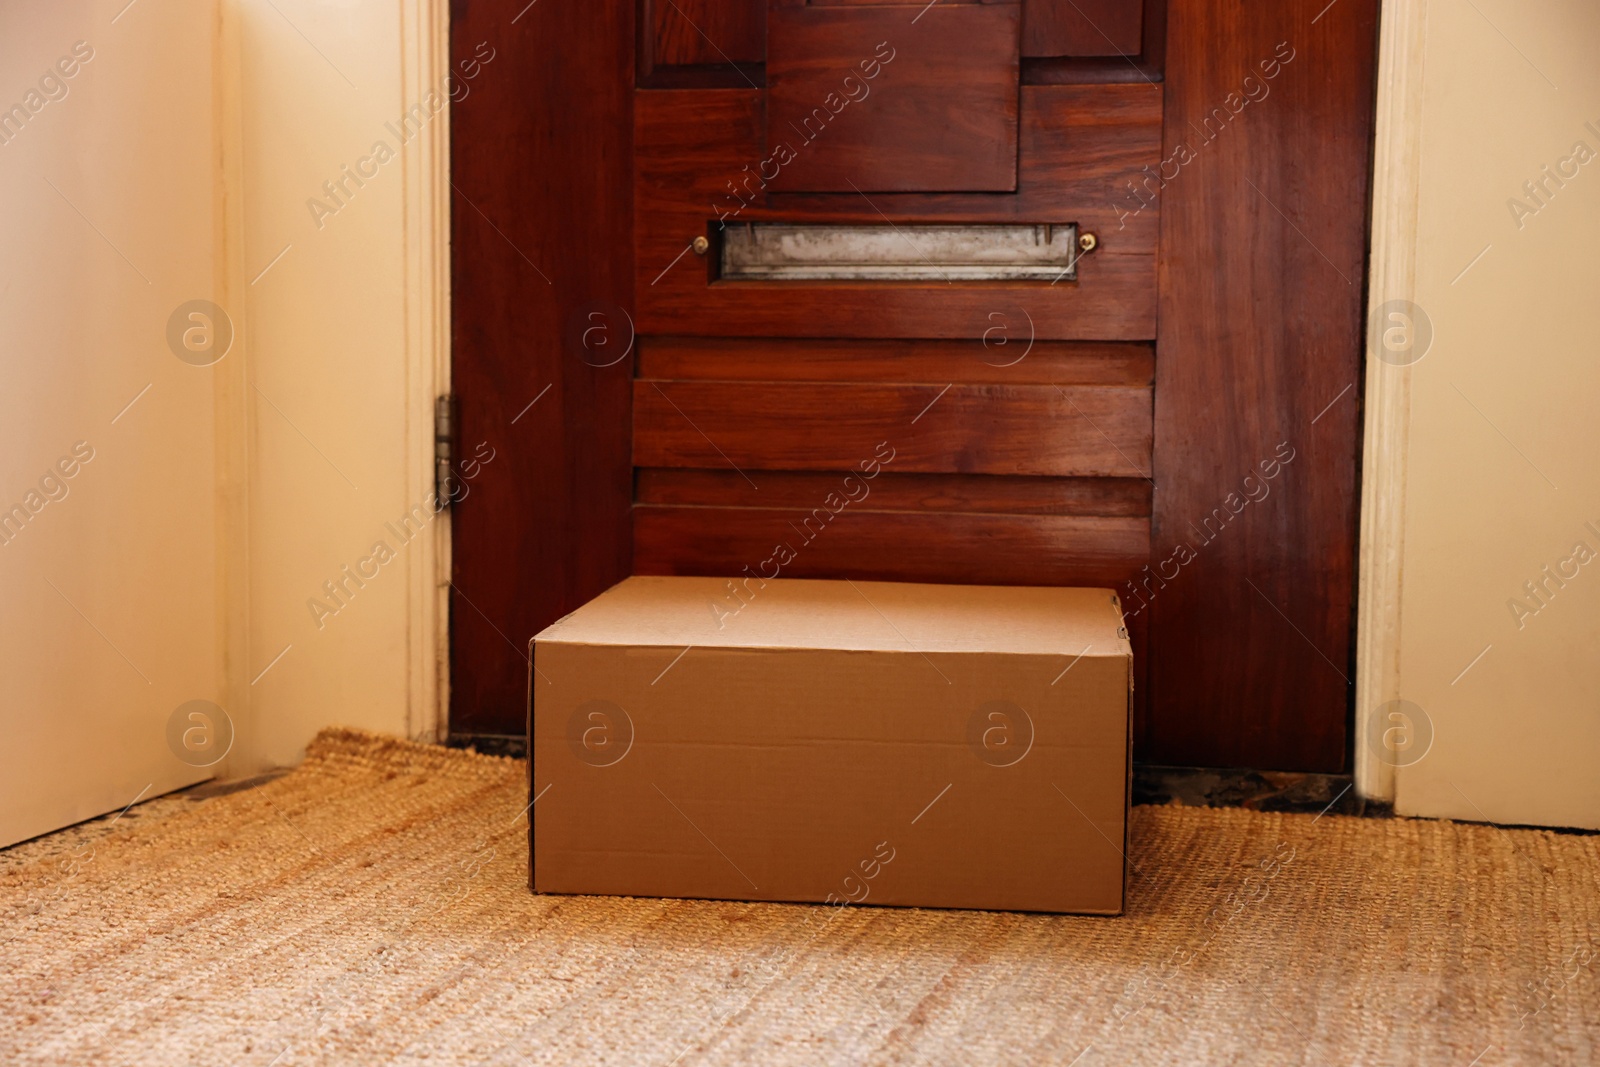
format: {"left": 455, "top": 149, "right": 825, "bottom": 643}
{"left": 398, "top": 0, "right": 454, "bottom": 745}
{"left": 1354, "top": 0, "right": 1428, "bottom": 802}
{"left": 215, "top": 0, "right": 454, "bottom": 774}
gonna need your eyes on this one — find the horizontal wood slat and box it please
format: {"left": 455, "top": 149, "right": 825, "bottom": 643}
{"left": 804, "top": 0, "right": 1021, "bottom": 6}
{"left": 643, "top": 0, "right": 1143, "bottom": 68}
{"left": 634, "top": 506, "right": 1149, "bottom": 587}
{"left": 634, "top": 380, "right": 1152, "bottom": 476}
{"left": 637, "top": 469, "right": 1153, "bottom": 515}
{"left": 638, "top": 338, "right": 1154, "bottom": 385}
{"left": 633, "top": 84, "right": 1162, "bottom": 339}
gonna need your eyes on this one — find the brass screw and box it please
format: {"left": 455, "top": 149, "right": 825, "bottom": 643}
{"left": 691, "top": 235, "right": 710, "bottom": 256}
{"left": 1078, "top": 232, "right": 1098, "bottom": 253}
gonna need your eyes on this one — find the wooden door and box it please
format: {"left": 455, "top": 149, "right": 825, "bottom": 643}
{"left": 449, "top": 0, "right": 1377, "bottom": 771}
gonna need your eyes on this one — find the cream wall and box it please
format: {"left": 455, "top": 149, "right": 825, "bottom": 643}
{"left": 231, "top": 0, "right": 448, "bottom": 770}
{"left": 1368, "top": 0, "right": 1600, "bottom": 828}
{"left": 0, "top": 0, "right": 447, "bottom": 846}
{"left": 0, "top": 0, "right": 221, "bottom": 844}
{"left": 16, "top": 0, "right": 1588, "bottom": 834}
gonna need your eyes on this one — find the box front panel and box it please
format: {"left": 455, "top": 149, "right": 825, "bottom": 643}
{"left": 533, "top": 642, "right": 1127, "bottom": 913}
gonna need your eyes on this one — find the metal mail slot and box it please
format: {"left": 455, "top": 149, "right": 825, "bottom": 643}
{"left": 719, "top": 223, "right": 1081, "bottom": 282}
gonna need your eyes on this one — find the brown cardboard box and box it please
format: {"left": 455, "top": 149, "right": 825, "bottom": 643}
{"left": 531, "top": 576, "right": 1131, "bottom": 915}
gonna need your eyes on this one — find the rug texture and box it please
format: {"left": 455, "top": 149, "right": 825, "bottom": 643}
{"left": 1, "top": 728, "right": 1597, "bottom": 1066}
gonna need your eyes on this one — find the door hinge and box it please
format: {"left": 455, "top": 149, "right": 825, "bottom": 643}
{"left": 434, "top": 394, "right": 458, "bottom": 506}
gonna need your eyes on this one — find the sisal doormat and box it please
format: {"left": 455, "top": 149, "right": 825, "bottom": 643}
{"left": 1, "top": 729, "right": 1596, "bottom": 1065}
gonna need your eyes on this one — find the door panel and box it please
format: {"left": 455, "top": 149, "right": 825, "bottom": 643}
{"left": 640, "top": 0, "right": 1147, "bottom": 70}
{"left": 447, "top": 0, "right": 635, "bottom": 736}
{"left": 636, "top": 468, "right": 1153, "bottom": 514}
{"left": 451, "top": 0, "right": 1376, "bottom": 772}
{"left": 1024, "top": 0, "right": 1143, "bottom": 57}
{"left": 633, "top": 381, "right": 1151, "bottom": 475}
{"left": 636, "top": 508, "right": 1150, "bottom": 587}
{"left": 635, "top": 84, "right": 1162, "bottom": 338}
{"left": 645, "top": 0, "right": 765, "bottom": 68}
{"left": 628, "top": 0, "right": 1156, "bottom": 712}
{"left": 1142, "top": 1, "right": 1377, "bottom": 769}
{"left": 766, "top": 2, "right": 1021, "bottom": 192}
{"left": 635, "top": 337, "right": 1153, "bottom": 384}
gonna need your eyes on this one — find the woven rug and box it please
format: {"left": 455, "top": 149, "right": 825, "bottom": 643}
{"left": 2, "top": 729, "right": 1596, "bottom": 1066}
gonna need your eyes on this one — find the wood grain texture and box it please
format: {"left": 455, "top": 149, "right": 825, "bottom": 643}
{"left": 633, "top": 379, "right": 1153, "bottom": 476}
{"left": 1139, "top": 0, "right": 1168, "bottom": 71}
{"left": 634, "top": 84, "right": 1162, "bottom": 338}
{"left": 449, "top": 0, "right": 634, "bottom": 734}
{"left": 451, "top": 0, "right": 1367, "bottom": 771}
{"left": 766, "top": 82, "right": 1162, "bottom": 254}
{"left": 645, "top": 0, "right": 1142, "bottom": 65}
{"left": 767, "top": 3, "right": 1020, "bottom": 192}
{"left": 634, "top": 506, "right": 1149, "bottom": 587}
{"left": 1145, "top": 4, "right": 1378, "bottom": 770}
{"left": 637, "top": 468, "right": 1153, "bottom": 515}
{"left": 638, "top": 337, "right": 1154, "bottom": 385}
{"left": 646, "top": 0, "right": 765, "bottom": 69}
{"left": 1023, "top": 0, "right": 1142, "bottom": 57}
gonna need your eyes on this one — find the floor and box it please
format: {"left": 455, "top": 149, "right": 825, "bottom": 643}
{"left": 3, "top": 729, "right": 1596, "bottom": 1065}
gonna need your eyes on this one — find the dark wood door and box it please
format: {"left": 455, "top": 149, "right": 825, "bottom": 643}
{"left": 449, "top": 0, "right": 1377, "bottom": 771}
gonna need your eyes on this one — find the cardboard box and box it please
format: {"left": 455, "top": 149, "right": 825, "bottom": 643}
{"left": 530, "top": 576, "right": 1131, "bottom": 914}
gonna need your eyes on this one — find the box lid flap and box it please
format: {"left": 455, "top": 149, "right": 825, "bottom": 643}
{"left": 535, "top": 576, "right": 1128, "bottom": 657}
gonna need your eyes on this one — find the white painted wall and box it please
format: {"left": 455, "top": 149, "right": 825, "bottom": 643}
{"left": 13, "top": 0, "right": 1588, "bottom": 839}
{"left": 1365, "top": 0, "right": 1600, "bottom": 829}
{"left": 230, "top": 0, "right": 448, "bottom": 770}
{"left": 0, "top": 0, "right": 222, "bottom": 845}
{"left": 0, "top": 0, "right": 448, "bottom": 843}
